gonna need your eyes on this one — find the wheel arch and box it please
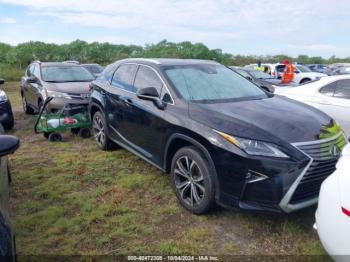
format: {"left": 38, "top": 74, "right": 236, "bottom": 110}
{"left": 300, "top": 78, "right": 311, "bottom": 84}
{"left": 164, "top": 133, "right": 220, "bottom": 199}
{"left": 89, "top": 101, "right": 104, "bottom": 121}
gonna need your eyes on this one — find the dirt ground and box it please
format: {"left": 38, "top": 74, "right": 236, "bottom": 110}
{"left": 3, "top": 81, "right": 326, "bottom": 256}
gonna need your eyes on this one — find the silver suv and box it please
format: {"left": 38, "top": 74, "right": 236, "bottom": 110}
{"left": 20, "top": 62, "right": 95, "bottom": 113}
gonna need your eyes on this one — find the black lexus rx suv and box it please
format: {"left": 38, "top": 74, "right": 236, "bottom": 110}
{"left": 89, "top": 58, "right": 347, "bottom": 214}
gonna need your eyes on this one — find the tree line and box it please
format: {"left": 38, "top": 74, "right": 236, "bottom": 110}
{"left": 1, "top": 39, "right": 350, "bottom": 70}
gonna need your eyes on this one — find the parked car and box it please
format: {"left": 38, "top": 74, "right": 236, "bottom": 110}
{"left": 276, "top": 64, "right": 327, "bottom": 84}
{"left": 331, "top": 66, "right": 350, "bottom": 76}
{"left": 89, "top": 58, "right": 346, "bottom": 214}
{"left": 325, "top": 63, "right": 350, "bottom": 76}
{"left": 230, "top": 67, "right": 277, "bottom": 93}
{"left": 307, "top": 64, "right": 328, "bottom": 74}
{"left": 315, "top": 143, "right": 350, "bottom": 260}
{"left": 81, "top": 63, "right": 104, "bottom": 78}
{"left": 0, "top": 124, "right": 20, "bottom": 259}
{"left": 275, "top": 75, "right": 350, "bottom": 137}
{"left": 0, "top": 79, "right": 14, "bottom": 130}
{"left": 20, "top": 62, "right": 95, "bottom": 114}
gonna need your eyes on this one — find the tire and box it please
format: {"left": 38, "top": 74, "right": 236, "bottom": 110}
{"left": 78, "top": 128, "right": 91, "bottom": 139}
{"left": 171, "top": 146, "right": 215, "bottom": 214}
{"left": 22, "top": 95, "right": 34, "bottom": 114}
{"left": 48, "top": 132, "right": 62, "bottom": 142}
{"left": 92, "top": 111, "right": 113, "bottom": 150}
{"left": 2, "top": 117, "right": 14, "bottom": 130}
{"left": 300, "top": 78, "right": 311, "bottom": 84}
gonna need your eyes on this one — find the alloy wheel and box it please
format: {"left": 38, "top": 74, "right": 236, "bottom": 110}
{"left": 174, "top": 156, "right": 205, "bottom": 207}
{"left": 93, "top": 114, "right": 106, "bottom": 147}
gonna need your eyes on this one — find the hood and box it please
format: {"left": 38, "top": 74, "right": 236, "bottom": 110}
{"left": 44, "top": 81, "right": 91, "bottom": 94}
{"left": 189, "top": 95, "right": 333, "bottom": 144}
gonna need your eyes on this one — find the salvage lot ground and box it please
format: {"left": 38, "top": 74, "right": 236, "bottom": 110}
{"left": 4, "top": 81, "right": 326, "bottom": 255}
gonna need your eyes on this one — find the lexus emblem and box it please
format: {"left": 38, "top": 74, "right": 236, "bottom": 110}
{"left": 329, "top": 144, "right": 341, "bottom": 158}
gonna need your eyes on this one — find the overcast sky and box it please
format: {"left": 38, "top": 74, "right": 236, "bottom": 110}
{"left": 0, "top": 0, "right": 349, "bottom": 57}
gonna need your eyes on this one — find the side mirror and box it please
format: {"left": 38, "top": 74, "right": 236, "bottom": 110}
{"left": 294, "top": 71, "right": 300, "bottom": 74}
{"left": 27, "top": 76, "right": 37, "bottom": 84}
{"left": 137, "top": 87, "right": 165, "bottom": 110}
{"left": 0, "top": 135, "right": 20, "bottom": 158}
{"left": 0, "top": 79, "right": 4, "bottom": 85}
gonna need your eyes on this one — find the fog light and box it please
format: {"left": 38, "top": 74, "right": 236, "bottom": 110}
{"left": 246, "top": 170, "right": 268, "bottom": 183}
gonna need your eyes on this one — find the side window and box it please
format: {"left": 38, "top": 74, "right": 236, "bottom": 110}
{"left": 111, "top": 64, "right": 138, "bottom": 92}
{"left": 134, "top": 66, "right": 163, "bottom": 95}
{"left": 334, "top": 80, "right": 350, "bottom": 99}
{"left": 26, "top": 65, "right": 34, "bottom": 77}
{"left": 33, "top": 65, "right": 40, "bottom": 79}
{"left": 320, "top": 82, "right": 336, "bottom": 96}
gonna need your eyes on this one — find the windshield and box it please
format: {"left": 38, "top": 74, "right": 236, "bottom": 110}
{"left": 249, "top": 70, "right": 273, "bottom": 79}
{"left": 164, "top": 64, "right": 267, "bottom": 102}
{"left": 42, "top": 66, "right": 95, "bottom": 82}
{"left": 296, "top": 65, "right": 312, "bottom": 73}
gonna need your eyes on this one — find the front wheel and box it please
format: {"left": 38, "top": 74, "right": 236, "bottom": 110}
{"left": 171, "top": 146, "right": 215, "bottom": 214}
{"left": 92, "top": 111, "right": 113, "bottom": 150}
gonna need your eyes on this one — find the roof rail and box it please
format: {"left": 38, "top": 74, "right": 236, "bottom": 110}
{"left": 32, "top": 60, "right": 41, "bottom": 64}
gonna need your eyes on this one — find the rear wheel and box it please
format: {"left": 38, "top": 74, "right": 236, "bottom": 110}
{"left": 22, "top": 95, "right": 34, "bottom": 114}
{"left": 171, "top": 146, "right": 215, "bottom": 214}
{"left": 92, "top": 111, "right": 113, "bottom": 150}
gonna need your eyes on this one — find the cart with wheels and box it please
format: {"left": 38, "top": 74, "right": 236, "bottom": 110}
{"left": 34, "top": 97, "right": 92, "bottom": 142}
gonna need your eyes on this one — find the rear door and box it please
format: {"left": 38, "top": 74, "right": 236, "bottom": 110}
{"left": 105, "top": 63, "right": 138, "bottom": 142}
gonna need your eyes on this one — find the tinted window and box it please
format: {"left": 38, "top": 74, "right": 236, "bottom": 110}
{"left": 320, "top": 82, "right": 336, "bottom": 96}
{"left": 102, "top": 63, "right": 117, "bottom": 82}
{"left": 164, "top": 64, "right": 266, "bottom": 102}
{"left": 334, "top": 80, "right": 350, "bottom": 99}
{"left": 26, "top": 64, "right": 34, "bottom": 77}
{"left": 33, "top": 65, "right": 40, "bottom": 78}
{"left": 111, "top": 64, "right": 138, "bottom": 92}
{"left": 134, "top": 66, "right": 163, "bottom": 94}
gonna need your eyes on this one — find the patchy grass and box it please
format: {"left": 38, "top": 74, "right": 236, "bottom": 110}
{"left": 3, "top": 81, "right": 326, "bottom": 255}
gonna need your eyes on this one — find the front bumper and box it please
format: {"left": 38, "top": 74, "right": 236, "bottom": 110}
{"left": 46, "top": 97, "right": 89, "bottom": 112}
{"left": 0, "top": 100, "right": 14, "bottom": 129}
{"left": 212, "top": 133, "right": 347, "bottom": 214}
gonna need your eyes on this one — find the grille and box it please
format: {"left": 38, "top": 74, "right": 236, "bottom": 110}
{"left": 68, "top": 93, "right": 90, "bottom": 100}
{"left": 290, "top": 133, "right": 347, "bottom": 204}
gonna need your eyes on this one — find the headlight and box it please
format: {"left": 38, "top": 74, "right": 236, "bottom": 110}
{"left": 47, "top": 90, "right": 72, "bottom": 99}
{"left": 0, "top": 90, "right": 8, "bottom": 102}
{"left": 215, "top": 131, "right": 289, "bottom": 158}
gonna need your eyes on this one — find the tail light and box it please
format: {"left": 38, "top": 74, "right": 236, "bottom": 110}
{"left": 342, "top": 207, "right": 350, "bottom": 218}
